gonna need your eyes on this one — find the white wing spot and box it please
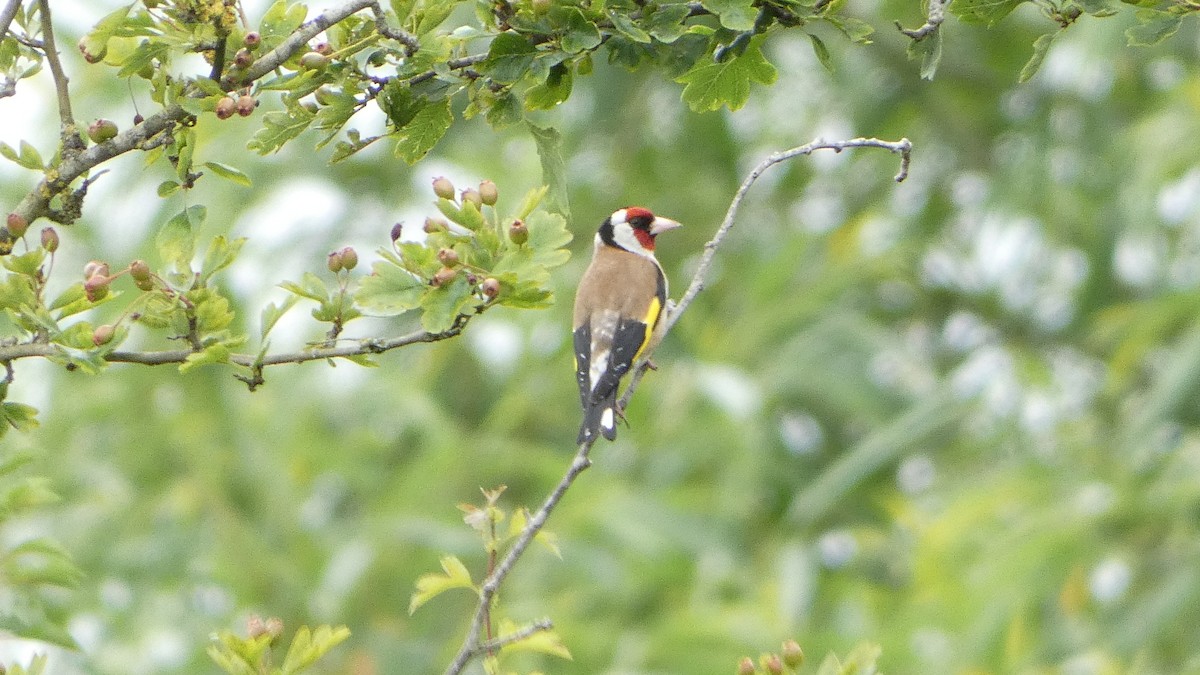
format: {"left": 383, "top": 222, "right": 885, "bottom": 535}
{"left": 600, "top": 408, "right": 614, "bottom": 432}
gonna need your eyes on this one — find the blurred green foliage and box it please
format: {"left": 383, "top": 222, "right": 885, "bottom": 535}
{"left": 2, "top": 0, "right": 1200, "bottom": 673}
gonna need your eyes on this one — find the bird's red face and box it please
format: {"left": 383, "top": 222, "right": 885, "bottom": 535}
{"left": 605, "top": 207, "right": 682, "bottom": 257}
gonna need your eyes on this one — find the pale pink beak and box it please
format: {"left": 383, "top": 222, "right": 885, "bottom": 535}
{"left": 650, "top": 216, "right": 682, "bottom": 235}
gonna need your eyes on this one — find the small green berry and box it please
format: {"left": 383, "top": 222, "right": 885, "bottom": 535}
{"left": 478, "top": 180, "right": 498, "bottom": 206}
{"left": 327, "top": 250, "right": 344, "bottom": 273}
{"left": 236, "top": 95, "right": 256, "bottom": 117}
{"left": 481, "top": 277, "right": 500, "bottom": 299}
{"left": 460, "top": 188, "right": 482, "bottom": 209}
{"left": 243, "top": 31, "right": 261, "bottom": 49}
{"left": 339, "top": 246, "right": 358, "bottom": 271}
{"left": 92, "top": 324, "right": 116, "bottom": 346}
{"left": 509, "top": 219, "right": 528, "bottom": 245}
{"left": 432, "top": 176, "right": 456, "bottom": 200}
{"left": 437, "top": 248, "right": 459, "bottom": 267}
{"left": 299, "top": 51, "right": 329, "bottom": 70}
{"left": 87, "top": 119, "right": 118, "bottom": 143}
{"left": 781, "top": 641, "right": 803, "bottom": 668}
{"left": 129, "top": 259, "right": 151, "bottom": 282}
{"left": 431, "top": 266, "right": 457, "bottom": 287}
{"left": 215, "top": 96, "right": 236, "bottom": 119}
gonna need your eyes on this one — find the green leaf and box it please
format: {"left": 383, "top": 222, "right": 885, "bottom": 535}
{"left": 157, "top": 180, "right": 180, "bottom": 197}
{"left": 1019, "top": 32, "right": 1057, "bottom": 83}
{"left": 526, "top": 123, "right": 570, "bottom": 219}
{"left": 280, "top": 272, "right": 330, "bottom": 303}
{"left": 409, "top": 555, "right": 476, "bottom": 614}
{"left": 247, "top": 105, "right": 317, "bottom": 155}
{"left": 200, "top": 236, "right": 247, "bottom": 283}
{"left": 0, "top": 401, "right": 39, "bottom": 436}
{"left": 483, "top": 31, "right": 537, "bottom": 83}
{"left": 808, "top": 33, "right": 832, "bottom": 72}
{"left": 420, "top": 275, "right": 475, "bottom": 334}
{"left": 260, "top": 296, "right": 299, "bottom": 339}
{"left": 260, "top": 0, "right": 308, "bottom": 43}
{"left": 609, "top": 10, "right": 652, "bottom": 43}
{"left": 560, "top": 7, "right": 602, "bottom": 53}
{"left": 906, "top": 29, "right": 943, "bottom": 80}
{"left": 356, "top": 260, "right": 426, "bottom": 316}
{"left": 950, "top": 0, "right": 1026, "bottom": 25}
{"left": 394, "top": 98, "right": 452, "bottom": 164}
{"left": 77, "top": 5, "right": 131, "bottom": 65}
{"left": 676, "top": 36, "right": 777, "bottom": 112}
{"left": 52, "top": 322, "right": 96, "bottom": 350}
{"left": 0, "top": 140, "right": 43, "bottom": 171}
{"left": 496, "top": 621, "right": 572, "bottom": 660}
{"left": 701, "top": 0, "right": 757, "bottom": 30}
{"left": 485, "top": 91, "right": 524, "bottom": 128}
{"left": 646, "top": 3, "right": 692, "bottom": 43}
{"left": 279, "top": 625, "right": 351, "bottom": 674}
{"left": 1126, "top": 9, "right": 1183, "bottom": 46}
{"left": 379, "top": 80, "right": 426, "bottom": 128}
{"left": 202, "top": 162, "right": 252, "bottom": 187}
{"left": 179, "top": 342, "right": 231, "bottom": 374}
{"left": 2, "top": 249, "right": 45, "bottom": 277}
{"left": 826, "top": 15, "right": 875, "bottom": 43}
{"left": 525, "top": 62, "right": 573, "bottom": 110}
{"left": 157, "top": 206, "right": 204, "bottom": 275}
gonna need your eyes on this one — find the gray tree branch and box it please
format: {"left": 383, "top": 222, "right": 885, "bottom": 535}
{"left": 444, "top": 136, "right": 913, "bottom": 675}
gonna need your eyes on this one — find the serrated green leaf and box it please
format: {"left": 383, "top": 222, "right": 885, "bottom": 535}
{"left": 0, "top": 140, "right": 43, "bottom": 171}
{"left": 950, "top": 0, "right": 1026, "bottom": 25}
{"left": 260, "top": 296, "right": 298, "bottom": 339}
{"left": 1019, "top": 32, "right": 1057, "bottom": 82}
{"left": 202, "top": 162, "right": 252, "bottom": 187}
{"left": 646, "top": 3, "right": 691, "bottom": 43}
{"left": 247, "top": 105, "right": 316, "bottom": 155}
{"left": 514, "top": 186, "right": 548, "bottom": 221}
{"left": 279, "top": 272, "right": 330, "bottom": 303}
{"left": 200, "top": 236, "right": 247, "bottom": 283}
{"left": 356, "top": 260, "right": 426, "bottom": 316}
{"left": 179, "top": 342, "right": 231, "bottom": 374}
{"left": 379, "top": 80, "right": 426, "bottom": 128}
{"left": 701, "top": 0, "right": 757, "bottom": 30}
{"left": 279, "top": 625, "right": 351, "bottom": 674}
{"left": 2, "top": 249, "right": 45, "bottom": 277}
{"left": 609, "top": 10, "right": 652, "bottom": 42}
{"left": 484, "top": 31, "right": 537, "bottom": 83}
{"left": 560, "top": 7, "right": 602, "bottom": 53}
{"left": 157, "top": 206, "right": 204, "bottom": 275}
{"left": 420, "top": 274, "right": 475, "bottom": 333}
{"left": 394, "top": 98, "right": 452, "bottom": 164}
{"left": 53, "top": 322, "right": 96, "bottom": 350}
{"left": 485, "top": 91, "right": 523, "bottom": 128}
{"left": 676, "top": 36, "right": 777, "bottom": 112}
{"left": 409, "top": 555, "right": 476, "bottom": 614}
{"left": 526, "top": 124, "right": 570, "bottom": 219}
{"left": 1126, "top": 8, "right": 1182, "bottom": 46}
{"left": 526, "top": 61, "right": 573, "bottom": 111}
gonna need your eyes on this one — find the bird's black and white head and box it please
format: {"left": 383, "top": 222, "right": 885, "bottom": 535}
{"left": 597, "top": 207, "right": 682, "bottom": 259}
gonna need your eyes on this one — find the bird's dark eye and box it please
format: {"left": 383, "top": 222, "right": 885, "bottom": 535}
{"left": 628, "top": 215, "right": 652, "bottom": 230}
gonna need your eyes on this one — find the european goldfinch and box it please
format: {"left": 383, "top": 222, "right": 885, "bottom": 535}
{"left": 573, "top": 207, "right": 682, "bottom": 443}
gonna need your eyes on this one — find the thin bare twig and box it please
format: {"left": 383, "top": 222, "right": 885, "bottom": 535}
{"left": 475, "top": 619, "right": 554, "bottom": 654}
{"left": 896, "top": 0, "right": 949, "bottom": 40}
{"left": 0, "top": 0, "right": 21, "bottom": 44}
{"left": 444, "top": 444, "right": 594, "bottom": 675}
{"left": 445, "top": 137, "right": 912, "bottom": 675}
{"left": 35, "top": 0, "right": 77, "bottom": 136}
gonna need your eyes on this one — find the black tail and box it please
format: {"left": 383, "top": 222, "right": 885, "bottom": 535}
{"left": 577, "top": 389, "right": 619, "bottom": 444}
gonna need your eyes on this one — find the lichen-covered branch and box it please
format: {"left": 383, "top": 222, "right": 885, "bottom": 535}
{"left": 896, "top": 0, "right": 949, "bottom": 40}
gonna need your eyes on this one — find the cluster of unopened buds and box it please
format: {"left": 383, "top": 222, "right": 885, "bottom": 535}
{"left": 215, "top": 32, "right": 263, "bottom": 119}
{"left": 83, "top": 258, "right": 159, "bottom": 346}
{"left": 245, "top": 614, "right": 285, "bottom": 643}
{"left": 736, "top": 640, "right": 803, "bottom": 675}
{"left": 422, "top": 176, "right": 510, "bottom": 299}
{"left": 326, "top": 246, "right": 358, "bottom": 273}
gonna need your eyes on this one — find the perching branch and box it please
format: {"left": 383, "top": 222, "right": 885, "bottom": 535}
{"left": 476, "top": 619, "right": 554, "bottom": 654}
{"left": 896, "top": 0, "right": 949, "bottom": 40}
{"left": 444, "top": 136, "right": 913, "bottom": 675}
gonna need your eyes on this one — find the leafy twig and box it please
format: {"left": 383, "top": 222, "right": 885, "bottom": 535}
{"left": 476, "top": 619, "right": 554, "bottom": 654}
{"left": 444, "top": 137, "right": 913, "bottom": 675}
{"left": 0, "top": 0, "right": 21, "bottom": 44}
{"left": 0, "top": 322, "right": 471, "bottom": 367}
